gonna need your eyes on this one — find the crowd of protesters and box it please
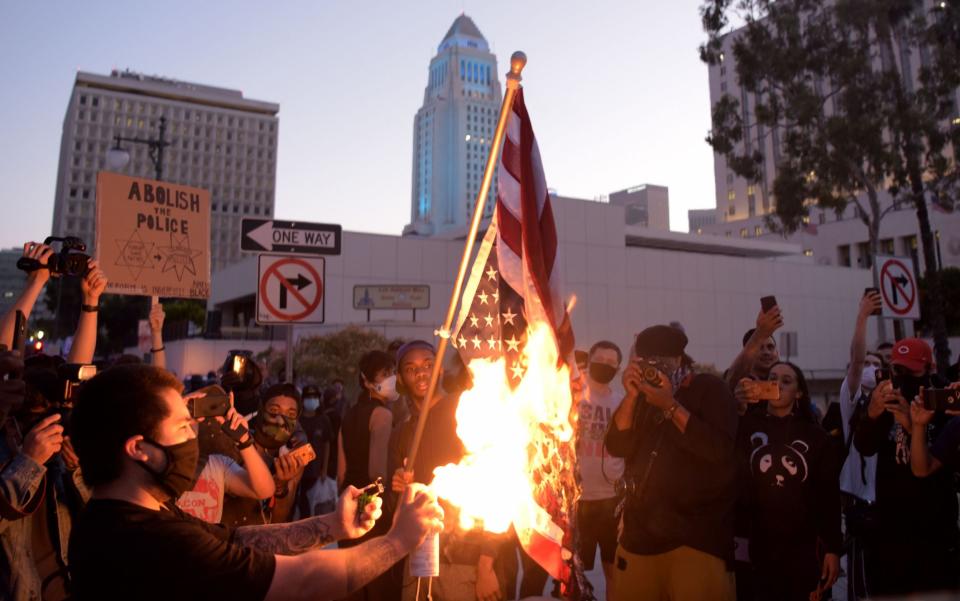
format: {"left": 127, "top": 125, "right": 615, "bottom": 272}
{"left": 2, "top": 239, "right": 960, "bottom": 601}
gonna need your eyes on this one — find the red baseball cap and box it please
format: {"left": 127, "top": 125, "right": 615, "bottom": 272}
{"left": 890, "top": 338, "right": 933, "bottom": 372}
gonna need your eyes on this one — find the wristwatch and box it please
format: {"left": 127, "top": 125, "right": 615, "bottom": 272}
{"left": 81, "top": 304, "right": 99, "bottom": 313}
{"left": 663, "top": 402, "right": 680, "bottom": 421}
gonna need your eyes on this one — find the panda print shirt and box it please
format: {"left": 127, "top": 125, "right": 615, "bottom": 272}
{"left": 736, "top": 411, "right": 842, "bottom": 560}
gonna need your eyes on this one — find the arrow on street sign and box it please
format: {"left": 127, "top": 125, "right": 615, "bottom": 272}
{"left": 279, "top": 273, "right": 312, "bottom": 309}
{"left": 241, "top": 219, "right": 342, "bottom": 256}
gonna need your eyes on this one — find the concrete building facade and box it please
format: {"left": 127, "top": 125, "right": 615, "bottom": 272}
{"left": 52, "top": 70, "right": 280, "bottom": 272}
{"left": 404, "top": 15, "right": 502, "bottom": 237}
{"left": 688, "top": 208, "right": 720, "bottom": 234}
{"left": 608, "top": 184, "right": 670, "bottom": 231}
{"left": 203, "top": 197, "right": 894, "bottom": 388}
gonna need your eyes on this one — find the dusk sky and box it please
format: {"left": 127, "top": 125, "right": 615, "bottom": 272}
{"left": 0, "top": 0, "right": 718, "bottom": 249}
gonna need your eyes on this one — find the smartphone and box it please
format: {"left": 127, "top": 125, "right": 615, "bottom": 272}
{"left": 760, "top": 296, "right": 778, "bottom": 313}
{"left": 875, "top": 367, "right": 889, "bottom": 383}
{"left": 11, "top": 310, "right": 26, "bottom": 357}
{"left": 923, "top": 388, "right": 960, "bottom": 412}
{"left": 287, "top": 443, "right": 317, "bottom": 465}
{"left": 188, "top": 384, "right": 231, "bottom": 418}
{"left": 753, "top": 380, "right": 781, "bottom": 401}
{"left": 864, "top": 287, "right": 882, "bottom": 316}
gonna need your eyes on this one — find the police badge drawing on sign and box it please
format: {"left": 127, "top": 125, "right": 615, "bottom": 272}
{"left": 96, "top": 172, "right": 211, "bottom": 299}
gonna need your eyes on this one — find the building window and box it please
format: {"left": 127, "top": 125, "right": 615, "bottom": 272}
{"left": 754, "top": 226, "right": 763, "bottom": 236}
{"left": 838, "top": 245, "right": 851, "bottom": 267}
{"left": 856, "top": 242, "right": 872, "bottom": 268}
{"left": 728, "top": 205, "right": 736, "bottom": 216}
{"left": 740, "top": 228, "right": 748, "bottom": 238}
{"left": 803, "top": 249, "right": 814, "bottom": 257}
{"left": 727, "top": 190, "right": 736, "bottom": 201}
{"left": 802, "top": 215, "right": 811, "bottom": 225}
{"left": 880, "top": 238, "right": 895, "bottom": 254}
{"left": 80, "top": 95, "right": 86, "bottom": 105}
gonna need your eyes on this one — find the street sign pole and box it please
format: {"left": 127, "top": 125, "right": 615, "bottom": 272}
{"left": 286, "top": 325, "right": 294, "bottom": 383}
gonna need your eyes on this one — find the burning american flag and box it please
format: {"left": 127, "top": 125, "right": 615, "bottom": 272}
{"left": 430, "top": 89, "right": 590, "bottom": 597}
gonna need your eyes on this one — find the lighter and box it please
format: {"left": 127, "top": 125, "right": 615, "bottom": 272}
{"left": 355, "top": 477, "right": 385, "bottom": 523}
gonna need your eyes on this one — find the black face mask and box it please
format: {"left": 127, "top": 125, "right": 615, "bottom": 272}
{"left": 589, "top": 362, "right": 618, "bottom": 385}
{"left": 892, "top": 372, "right": 931, "bottom": 404}
{"left": 138, "top": 437, "right": 200, "bottom": 499}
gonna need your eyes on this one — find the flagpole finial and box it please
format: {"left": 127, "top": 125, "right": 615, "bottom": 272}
{"left": 507, "top": 50, "right": 527, "bottom": 81}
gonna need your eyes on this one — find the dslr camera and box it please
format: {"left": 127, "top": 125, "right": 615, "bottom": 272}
{"left": 17, "top": 236, "right": 92, "bottom": 278}
{"left": 634, "top": 358, "right": 667, "bottom": 388}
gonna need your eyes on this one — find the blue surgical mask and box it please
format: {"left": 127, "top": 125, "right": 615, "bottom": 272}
{"left": 303, "top": 396, "right": 320, "bottom": 412}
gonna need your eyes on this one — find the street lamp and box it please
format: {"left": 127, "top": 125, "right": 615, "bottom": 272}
{"left": 105, "top": 115, "right": 170, "bottom": 181}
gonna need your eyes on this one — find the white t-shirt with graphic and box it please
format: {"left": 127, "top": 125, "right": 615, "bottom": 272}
{"left": 577, "top": 382, "right": 625, "bottom": 501}
{"left": 838, "top": 377, "right": 878, "bottom": 503}
{"left": 177, "top": 454, "right": 242, "bottom": 524}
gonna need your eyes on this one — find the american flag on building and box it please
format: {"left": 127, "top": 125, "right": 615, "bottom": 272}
{"left": 452, "top": 88, "right": 587, "bottom": 596}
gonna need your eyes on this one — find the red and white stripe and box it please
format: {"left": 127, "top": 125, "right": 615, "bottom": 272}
{"left": 495, "top": 89, "right": 575, "bottom": 362}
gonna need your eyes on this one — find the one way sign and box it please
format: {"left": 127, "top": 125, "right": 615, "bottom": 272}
{"left": 242, "top": 219, "right": 342, "bottom": 256}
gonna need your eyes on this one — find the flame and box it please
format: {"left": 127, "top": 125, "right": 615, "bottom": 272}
{"left": 431, "top": 322, "right": 576, "bottom": 541}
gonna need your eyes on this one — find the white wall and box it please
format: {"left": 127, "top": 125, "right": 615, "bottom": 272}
{"left": 210, "top": 198, "right": 887, "bottom": 380}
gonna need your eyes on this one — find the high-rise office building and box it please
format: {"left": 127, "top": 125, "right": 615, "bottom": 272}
{"left": 52, "top": 70, "right": 279, "bottom": 272}
{"left": 404, "top": 15, "right": 502, "bottom": 237}
{"left": 609, "top": 184, "right": 670, "bottom": 231}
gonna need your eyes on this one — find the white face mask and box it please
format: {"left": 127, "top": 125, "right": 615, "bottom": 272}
{"left": 303, "top": 397, "right": 321, "bottom": 412}
{"left": 861, "top": 365, "right": 878, "bottom": 392}
{"left": 373, "top": 374, "right": 400, "bottom": 402}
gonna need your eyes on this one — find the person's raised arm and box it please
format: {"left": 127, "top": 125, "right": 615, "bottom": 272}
{"left": 725, "top": 307, "right": 783, "bottom": 388}
{"left": 336, "top": 431, "right": 346, "bottom": 490}
{"left": 261, "top": 484, "right": 443, "bottom": 601}
{"left": 148, "top": 301, "right": 166, "bottom": 369}
{"left": 367, "top": 407, "right": 392, "bottom": 484}
{"left": 605, "top": 359, "right": 643, "bottom": 458}
{"left": 909, "top": 396, "right": 942, "bottom": 477}
{"left": 221, "top": 407, "right": 275, "bottom": 500}
{"left": 67, "top": 261, "right": 106, "bottom": 364}
{"left": 847, "top": 292, "right": 881, "bottom": 395}
{"left": 0, "top": 243, "right": 53, "bottom": 349}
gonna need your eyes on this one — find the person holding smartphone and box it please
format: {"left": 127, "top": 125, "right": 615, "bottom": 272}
{"left": 735, "top": 361, "right": 841, "bottom": 600}
{"left": 853, "top": 339, "right": 958, "bottom": 596}
{"left": 176, "top": 390, "right": 275, "bottom": 524}
{"left": 907, "top": 381, "right": 960, "bottom": 477}
{"left": 726, "top": 298, "right": 785, "bottom": 415}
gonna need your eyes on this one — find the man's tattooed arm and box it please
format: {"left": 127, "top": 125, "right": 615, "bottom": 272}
{"left": 343, "top": 536, "right": 407, "bottom": 594}
{"left": 234, "top": 514, "right": 341, "bottom": 555}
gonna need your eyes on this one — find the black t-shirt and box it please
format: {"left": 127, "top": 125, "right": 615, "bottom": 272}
{"left": 69, "top": 498, "right": 276, "bottom": 601}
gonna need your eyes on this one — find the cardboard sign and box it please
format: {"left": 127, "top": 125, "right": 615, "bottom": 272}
{"left": 96, "top": 172, "right": 210, "bottom": 298}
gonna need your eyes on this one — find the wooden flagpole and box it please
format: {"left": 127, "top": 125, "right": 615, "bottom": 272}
{"left": 405, "top": 51, "right": 527, "bottom": 474}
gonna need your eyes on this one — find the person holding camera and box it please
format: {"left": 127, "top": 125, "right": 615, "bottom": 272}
{"left": 853, "top": 338, "right": 958, "bottom": 595}
{"left": 604, "top": 325, "right": 738, "bottom": 601}
{"left": 0, "top": 240, "right": 105, "bottom": 601}
{"left": 67, "top": 364, "right": 444, "bottom": 601}
{"left": 909, "top": 383, "right": 960, "bottom": 478}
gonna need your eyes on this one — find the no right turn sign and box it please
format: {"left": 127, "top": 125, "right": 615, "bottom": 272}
{"left": 875, "top": 255, "right": 920, "bottom": 319}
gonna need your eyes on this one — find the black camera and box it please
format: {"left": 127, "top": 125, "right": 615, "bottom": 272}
{"left": 635, "top": 358, "right": 666, "bottom": 388}
{"left": 16, "top": 236, "right": 92, "bottom": 278}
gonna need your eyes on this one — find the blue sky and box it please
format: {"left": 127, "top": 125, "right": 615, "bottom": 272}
{"left": 0, "top": 0, "right": 717, "bottom": 249}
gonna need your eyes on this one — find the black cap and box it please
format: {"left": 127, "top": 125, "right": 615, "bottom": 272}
{"left": 634, "top": 325, "right": 694, "bottom": 365}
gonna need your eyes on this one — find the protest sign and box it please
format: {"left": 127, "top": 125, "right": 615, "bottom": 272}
{"left": 96, "top": 172, "right": 210, "bottom": 298}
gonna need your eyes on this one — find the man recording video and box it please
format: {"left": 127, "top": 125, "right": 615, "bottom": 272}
{"left": 68, "top": 364, "right": 444, "bottom": 601}
{"left": 605, "top": 325, "right": 738, "bottom": 601}
{"left": 0, "top": 239, "right": 104, "bottom": 601}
